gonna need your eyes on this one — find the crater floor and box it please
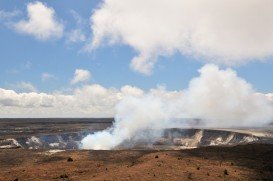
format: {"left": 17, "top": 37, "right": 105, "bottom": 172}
{"left": 1, "top": 118, "right": 273, "bottom": 150}
{"left": 0, "top": 119, "right": 273, "bottom": 180}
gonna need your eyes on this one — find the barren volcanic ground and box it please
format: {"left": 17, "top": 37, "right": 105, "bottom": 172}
{"left": 0, "top": 144, "right": 273, "bottom": 180}
{"left": 0, "top": 118, "right": 273, "bottom": 180}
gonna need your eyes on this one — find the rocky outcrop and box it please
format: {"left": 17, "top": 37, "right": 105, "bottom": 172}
{"left": 0, "top": 128, "right": 272, "bottom": 150}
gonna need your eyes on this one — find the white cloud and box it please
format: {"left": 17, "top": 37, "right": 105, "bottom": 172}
{"left": 66, "top": 10, "right": 87, "bottom": 44}
{"left": 89, "top": 0, "right": 273, "bottom": 74}
{"left": 71, "top": 69, "right": 91, "bottom": 84}
{"left": 121, "top": 85, "right": 144, "bottom": 96}
{"left": 0, "top": 10, "right": 20, "bottom": 20}
{"left": 67, "top": 29, "right": 86, "bottom": 43}
{"left": 14, "top": 1, "right": 63, "bottom": 40}
{"left": 0, "top": 84, "right": 143, "bottom": 118}
{"left": 9, "top": 81, "right": 37, "bottom": 93}
{"left": 1, "top": 65, "right": 272, "bottom": 127}
{"left": 70, "top": 10, "right": 85, "bottom": 26}
{"left": 41, "top": 73, "right": 55, "bottom": 81}
{"left": 266, "top": 93, "right": 273, "bottom": 101}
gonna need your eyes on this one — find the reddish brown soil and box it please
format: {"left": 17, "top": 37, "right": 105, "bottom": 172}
{"left": 0, "top": 144, "right": 273, "bottom": 181}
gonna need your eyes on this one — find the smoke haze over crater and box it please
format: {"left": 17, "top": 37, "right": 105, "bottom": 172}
{"left": 81, "top": 64, "right": 273, "bottom": 149}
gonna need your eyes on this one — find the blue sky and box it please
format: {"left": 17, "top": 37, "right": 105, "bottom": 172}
{"left": 0, "top": 0, "right": 273, "bottom": 94}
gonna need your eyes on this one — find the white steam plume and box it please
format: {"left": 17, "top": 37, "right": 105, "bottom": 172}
{"left": 81, "top": 64, "right": 273, "bottom": 149}
{"left": 182, "top": 65, "right": 273, "bottom": 126}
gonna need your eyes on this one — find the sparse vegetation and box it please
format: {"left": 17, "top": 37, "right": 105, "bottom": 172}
{"left": 59, "top": 174, "right": 68, "bottom": 178}
{"left": 67, "top": 157, "right": 73, "bottom": 162}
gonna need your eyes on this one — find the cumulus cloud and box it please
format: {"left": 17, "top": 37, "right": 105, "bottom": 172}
{"left": 9, "top": 81, "right": 37, "bottom": 93}
{"left": 1, "top": 65, "right": 272, "bottom": 122}
{"left": 266, "top": 93, "right": 273, "bottom": 101}
{"left": 0, "top": 89, "right": 54, "bottom": 108}
{"left": 81, "top": 64, "right": 273, "bottom": 149}
{"left": 120, "top": 85, "right": 144, "bottom": 96}
{"left": 89, "top": 0, "right": 273, "bottom": 74}
{"left": 0, "top": 84, "right": 144, "bottom": 118}
{"left": 14, "top": 1, "right": 63, "bottom": 40}
{"left": 71, "top": 69, "right": 91, "bottom": 84}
